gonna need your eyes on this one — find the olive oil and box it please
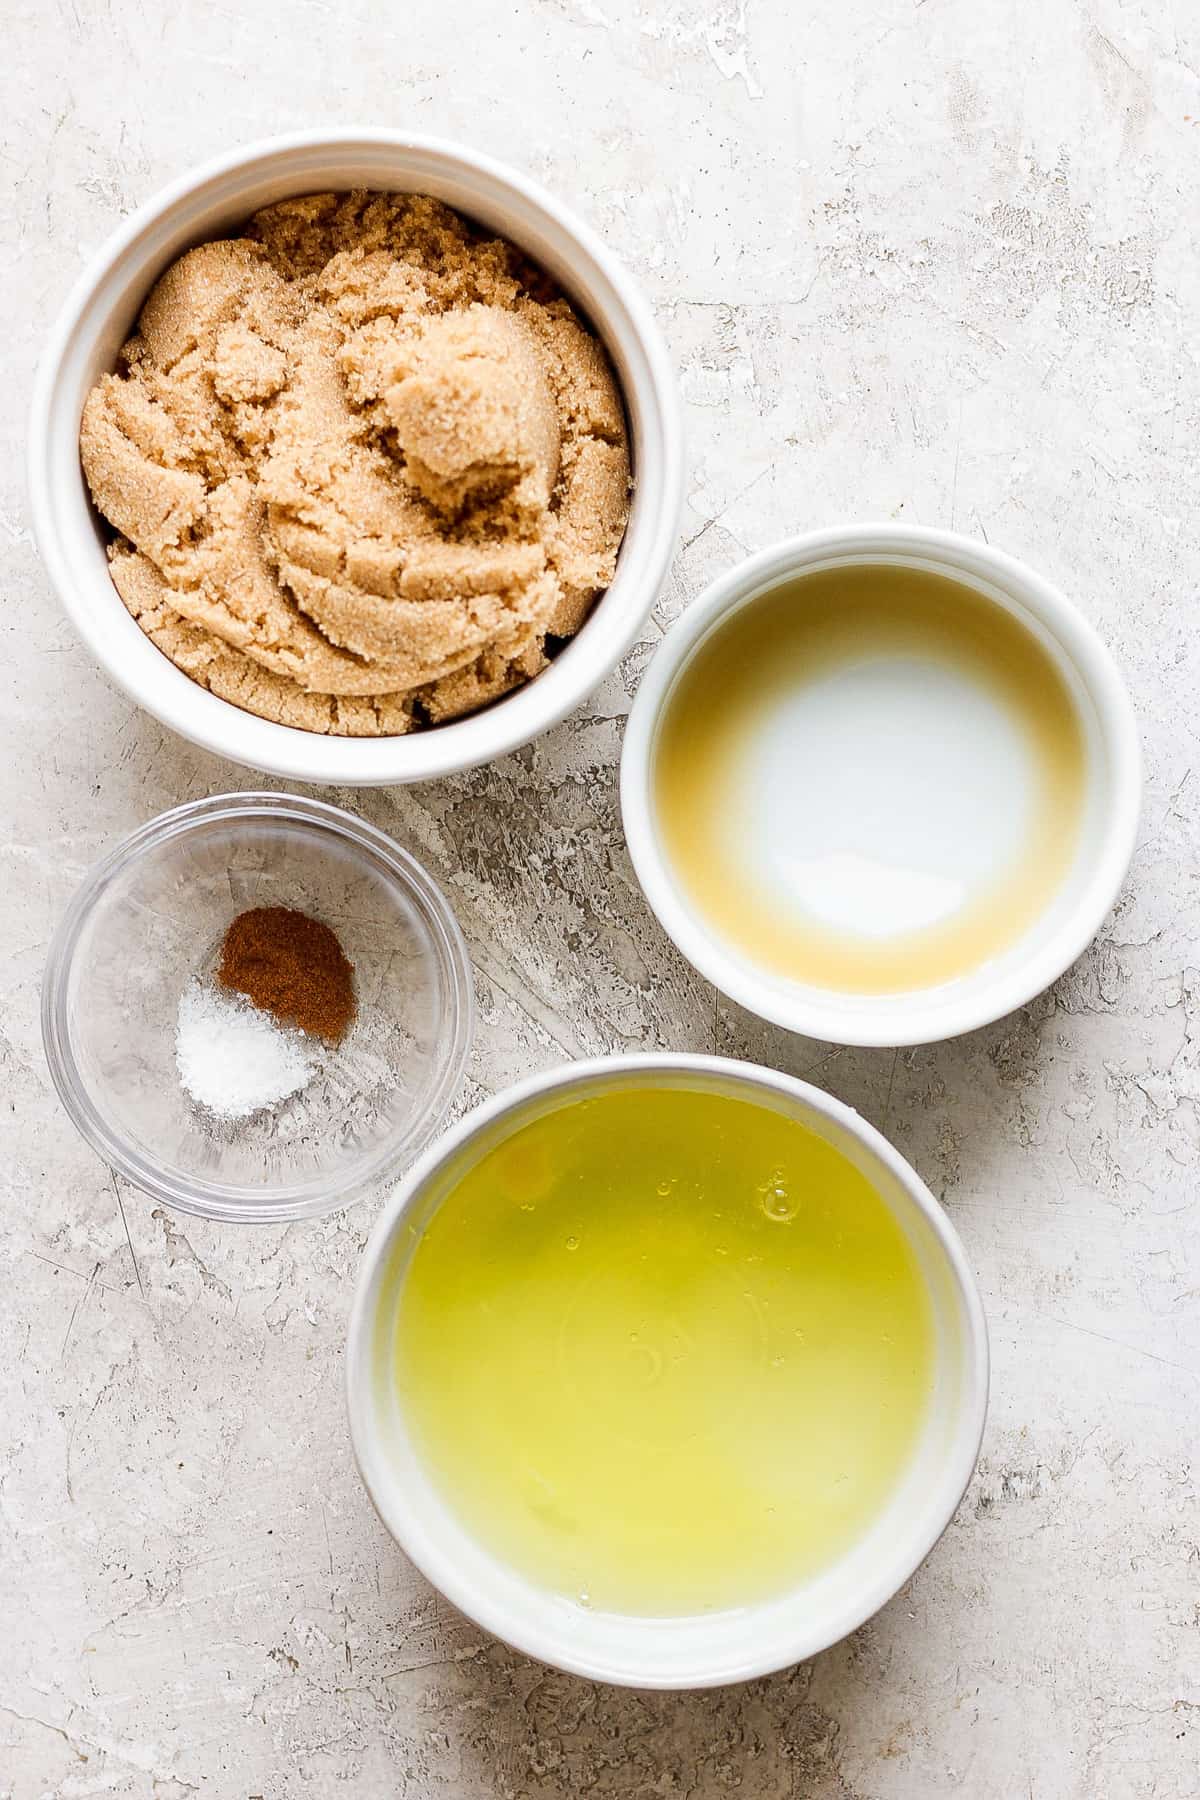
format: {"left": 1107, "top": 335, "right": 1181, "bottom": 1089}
{"left": 393, "top": 1085, "right": 934, "bottom": 1616}
{"left": 652, "top": 563, "right": 1088, "bottom": 994}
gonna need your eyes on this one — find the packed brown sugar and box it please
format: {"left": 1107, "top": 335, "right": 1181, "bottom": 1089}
{"left": 78, "top": 191, "right": 632, "bottom": 736}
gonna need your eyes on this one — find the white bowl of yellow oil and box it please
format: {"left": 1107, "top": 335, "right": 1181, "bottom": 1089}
{"left": 347, "top": 1055, "right": 987, "bottom": 1688}
{"left": 620, "top": 526, "right": 1140, "bottom": 1046}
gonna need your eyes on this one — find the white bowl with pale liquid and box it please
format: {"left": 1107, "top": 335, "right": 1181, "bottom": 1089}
{"left": 620, "top": 526, "right": 1141, "bottom": 1047}
{"left": 347, "top": 1053, "right": 988, "bottom": 1689}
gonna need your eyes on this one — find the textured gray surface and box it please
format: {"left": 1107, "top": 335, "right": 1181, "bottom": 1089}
{"left": 3, "top": 2, "right": 1198, "bottom": 1795}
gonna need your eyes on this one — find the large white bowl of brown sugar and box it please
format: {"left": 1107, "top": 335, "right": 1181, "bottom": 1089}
{"left": 29, "top": 133, "right": 683, "bottom": 783}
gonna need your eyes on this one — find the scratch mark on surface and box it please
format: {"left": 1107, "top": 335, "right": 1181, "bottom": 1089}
{"left": 320, "top": 1501, "right": 352, "bottom": 1674}
{"left": 60, "top": 1261, "right": 100, "bottom": 1359}
{"left": 798, "top": 1045, "right": 844, "bottom": 1083}
{"left": 683, "top": 465, "right": 771, "bottom": 551}
{"left": 881, "top": 1049, "right": 900, "bottom": 1135}
{"left": 1045, "top": 1314, "right": 1198, "bottom": 1378}
{"left": 1092, "top": 27, "right": 1136, "bottom": 77}
{"left": 26, "top": 1250, "right": 121, "bottom": 1295}
{"left": 110, "top": 1166, "right": 147, "bottom": 1303}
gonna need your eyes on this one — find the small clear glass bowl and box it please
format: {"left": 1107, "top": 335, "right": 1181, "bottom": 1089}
{"left": 42, "top": 792, "right": 474, "bottom": 1223}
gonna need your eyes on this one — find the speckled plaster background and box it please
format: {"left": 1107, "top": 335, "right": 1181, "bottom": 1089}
{"left": 2, "top": 2, "right": 1198, "bottom": 1795}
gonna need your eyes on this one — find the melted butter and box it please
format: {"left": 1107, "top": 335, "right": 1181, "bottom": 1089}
{"left": 652, "top": 562, "right": 1088, "bottom": 994}
{"left": 393, "top": 1085, "right": 934, "bottom": 1616}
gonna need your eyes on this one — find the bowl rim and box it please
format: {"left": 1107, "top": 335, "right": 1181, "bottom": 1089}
{"left": 619, "top": 524, "right": 1143, "bottom": 1048}
{"left": 345, "top": 1051, "right": 990, "bottom": 1688}
{"left": 27, "top": 128, "right": 684, "bottom": 785}
{"left": 40, "top": 790, "right": 475, "bottom": 1223}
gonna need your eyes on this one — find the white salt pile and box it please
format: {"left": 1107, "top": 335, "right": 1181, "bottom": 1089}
{"left": 175, "top": 978, "right": 316, "bottom": 1120}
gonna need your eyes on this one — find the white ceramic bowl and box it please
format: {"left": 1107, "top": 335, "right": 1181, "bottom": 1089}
{"left": 620, "top": 527, "right": 1141, "bottom": 1048}
{"left": 347, "top": 1053, "right": 988, "bottom": 1689}
{"left": 28, "top": 131, "right": 683, "bottom": 785}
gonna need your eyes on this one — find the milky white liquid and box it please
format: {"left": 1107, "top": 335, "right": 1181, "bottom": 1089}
{"left": 652, "top": 564, "right": 1088, "bottom": 994}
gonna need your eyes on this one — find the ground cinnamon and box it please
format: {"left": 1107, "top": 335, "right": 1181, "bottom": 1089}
{"left": 217, "top": 906, "right": 356, "bottom": 1045}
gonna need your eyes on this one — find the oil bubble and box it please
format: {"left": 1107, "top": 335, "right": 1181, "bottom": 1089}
{"left": 759, "top": 1168, "right": 797, "bottom": 1222}
{"left": 565, "top": 1235, "right": 580, "bottom": 1252}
